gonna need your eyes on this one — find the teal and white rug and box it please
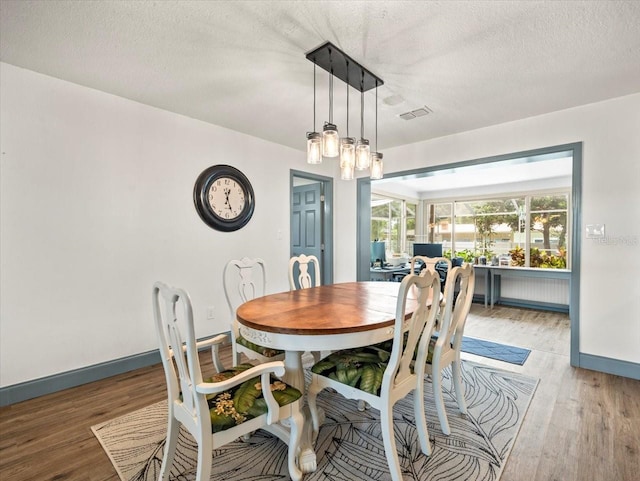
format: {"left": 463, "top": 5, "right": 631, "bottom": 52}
{"left": 92, "top": 361, "right": 537, "bottom": 481}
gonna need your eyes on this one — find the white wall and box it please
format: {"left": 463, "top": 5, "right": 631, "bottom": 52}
{"left": 334, "top": 93, "right": 640, "bottom": 364}
{"left": 0, "top": 63, "right": 335, "bottom": 387}
{"left": 2, "top": 62, "right": 638, "bottom": 388}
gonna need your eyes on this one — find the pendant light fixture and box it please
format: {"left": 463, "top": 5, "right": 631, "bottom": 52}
{"left": 306, "top": 63, "right": 322, "bottom": 164}
{"left": 305, "top": 41, "right": 384, "bottom": 179}
{"left": 340, "top": 61, "right": 356, "bottom": 180}
{"left": 370, "top": 81, "right": 384, "bottom": 180}
{"left": 322, "top": 48, "right": 339, "bottom": 158}
{"left": 370, "top": 153, "right": 384, "bottom": 179}
{"left": 355, "top": 71, "right": 371, "bottom": 170}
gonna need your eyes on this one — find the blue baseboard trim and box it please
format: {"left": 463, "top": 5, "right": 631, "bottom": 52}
{"left": 4, "top": 336, "right": 635, "bottom": 406}
{"left": 497, "top": 297, "right": 570, "bottom": 313}
{"left": 0, "top": 349, "right": 161, "bottom": 407}
{"left": 471, "top": 294, "right": 486, "bottom": 304}
{"left": 578, "top": 353, "right": 640, "bottom": 381}
{"left": 0, "top": 333, "right": 230, "bottom": 407}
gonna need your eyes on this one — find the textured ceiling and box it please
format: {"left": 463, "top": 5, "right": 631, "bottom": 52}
{"left": 1, "top": 0, "right": 640, "bottom": 152}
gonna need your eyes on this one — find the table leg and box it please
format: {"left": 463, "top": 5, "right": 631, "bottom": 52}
{"left": 484, "top": 269, "right": 489, "bottom": 308}
{"left": 284, "top": 351, "right": 320, "bottom": 474}
{"left": 282, "top": 350, "right": 305, "bottom": 391}
{"left": 491, "top": 271, "right": 495, "bottom": 308}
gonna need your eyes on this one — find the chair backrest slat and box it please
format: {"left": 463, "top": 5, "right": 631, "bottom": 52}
{"left": 437, "top": 263, "right": 475, "bottom": 351}
{"left": 449, "top": 263, "right": 475, "bottom": 349}
{"left": 383, "top": 270, "right": 441, "bottom": 390}
{"left": 152, "top": 282, "right": 207, "bottom": 428}
{"left": 410, "top": 256, "right": 451, "bottom": 275}
{"left": 288, "top": 254, "right": 321, "bottom": 290}
{"left": 223, "top": 257, "right": 267, "bottom": 317}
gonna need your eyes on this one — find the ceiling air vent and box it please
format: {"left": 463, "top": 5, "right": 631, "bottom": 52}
{"left": 399, "top": 106, "right": 433, "bottom": 120}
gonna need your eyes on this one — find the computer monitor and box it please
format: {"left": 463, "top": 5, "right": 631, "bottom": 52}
{"left": 371, "top": 241, "right": 386, "bottom": 266}
{"left": 412, "top": 243, "right": 443, "bottom": 258}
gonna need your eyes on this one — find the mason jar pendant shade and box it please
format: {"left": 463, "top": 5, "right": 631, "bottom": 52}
{"left": 340, "top": 137, "right": 355, "bottom": 180}
{"left": 341, "top": 161, "right": 355, "bottom": 180}
{"left": 340, "top": 137, "right": 355, "bottom": 166}
{"left": 355, "top": 138, "right": 370, "bottom": 170}
{"left": 307, "top": 132, "right": 322, "bottom": 164}
{"left": 322, "top": 123, "right": 339, "bottom": 157}
{"left": 370, "top": 152, "right": 384, "bottom": 179}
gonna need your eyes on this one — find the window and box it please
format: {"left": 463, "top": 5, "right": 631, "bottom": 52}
{"left": 428, "top": 192, "right": 569, "bottom": 269}
{"left": 429, "top": 203, "right": 452, "bottom": 246}
{"left": 371, "top": 194, "right": 416, "bottom": 256}
{"left": 406, "top": 201, "right": 417, "bottom": 254}
{"left": 527, "top": 194, "right": 568, "bottom": 268}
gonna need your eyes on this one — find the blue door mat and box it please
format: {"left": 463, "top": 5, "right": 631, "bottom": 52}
{"left": 461, "top": 337, "right": 531, "bottom": 365}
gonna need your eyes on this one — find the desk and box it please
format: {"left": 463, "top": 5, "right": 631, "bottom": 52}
{"left": 473, "top": 265, "right": 492, "bottom": 307}
{"left": 370, "top": 265, "right": 411, "bottom": 281}
{"left": 473, "top": 265, "right": 571, "bottom": 309}
{"left": 236, "top": 281, "right": 421, "bottom": 472}
{"left": 488, "top": 266, "right": 571, "bottom": 309}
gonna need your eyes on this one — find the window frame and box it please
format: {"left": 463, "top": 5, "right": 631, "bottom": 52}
{"left": 371, "top": 192, "right": 418, "bottom": 256}
{"left": 426, "top": 188, "right": 571, "bottom": 269}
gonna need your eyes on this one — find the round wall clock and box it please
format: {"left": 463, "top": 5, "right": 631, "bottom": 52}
{"left": 193, "top": 165, "right": 255, "bottom": 232}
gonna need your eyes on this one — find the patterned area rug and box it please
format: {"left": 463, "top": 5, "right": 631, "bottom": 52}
{"left": 92, "top": 361, "right": 537, "bottom": 481}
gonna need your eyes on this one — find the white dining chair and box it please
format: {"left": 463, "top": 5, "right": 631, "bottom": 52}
{"left": 223, "top": 257, "right": 285, "bottom": 366}
{"left": 425, "top": 262, "right": 475, "bottom": 435}
{"left": 307, "top": 270, "right": 442, "bottom": 481}
{"left": 410, "top": 255, "right": 451, "bottom": 291}
{"left": 289, "top": 254, "right": 326, "bottom": 363}
{"left": 152, "top": 281, "right": 304, "bottom": 481}
{"left": 288, "top": 254, "right": 321, "bottom": 290}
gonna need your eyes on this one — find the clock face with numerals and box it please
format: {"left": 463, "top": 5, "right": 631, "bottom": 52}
{"left": 207, "top": 176, "right": 246, "bottom": 220}
{"left": 193, "top": 165, "right": 255, "bottom": 232}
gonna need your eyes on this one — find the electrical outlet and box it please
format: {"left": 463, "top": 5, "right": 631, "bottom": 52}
{"left": 206, "top": 306, "right": 215, "bottom": 320}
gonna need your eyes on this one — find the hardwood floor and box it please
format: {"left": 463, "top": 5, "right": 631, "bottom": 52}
{"left": 1, "top": 304, "right": 638, "bottom": 481}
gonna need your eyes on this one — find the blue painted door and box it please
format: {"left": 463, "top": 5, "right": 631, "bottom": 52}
{"left": 291, "top": 182, "right": 323, "bottom": 285}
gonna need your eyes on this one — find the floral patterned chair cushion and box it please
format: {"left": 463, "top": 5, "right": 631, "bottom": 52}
{"left": 310, "top": 334, "right": 442, "bottom": 397}
{"left": 236, "top": 335, "right": 284, "bottom": 358}
{"left": 310, "top": 346, "right": 391, "bottom": 396}
{"left": 204, "top": 364, "right": 301, "bottom": 433}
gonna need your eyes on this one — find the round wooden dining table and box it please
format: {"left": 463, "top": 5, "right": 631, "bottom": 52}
{"left": 236, "top": 281, "right": 418, "bottom": 351}
{"left": 236, "top": 281, "right": 424, "bottom": 473}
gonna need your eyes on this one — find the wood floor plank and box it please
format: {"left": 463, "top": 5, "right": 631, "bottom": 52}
{"left": 0, "top": 354, "right": 218, "bottom": 481}
{"left": 1, "top": 304, "right": 638, "bottom": 481}
{"left": 498, "top": 350, "right": 568, "bottom": 480}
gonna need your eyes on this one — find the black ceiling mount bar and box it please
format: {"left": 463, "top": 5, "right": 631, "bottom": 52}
{"left": 305, "top": 41, "right": 383, "bottom": 92}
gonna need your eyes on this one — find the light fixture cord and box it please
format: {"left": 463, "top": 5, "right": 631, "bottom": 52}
{"left": 375, "top": 81, "right": 378, "bottom": 151}
{"left": 360, "top": 71, "right": 365, "bottom": 139}
{"left": 313, "top": 63, "right": 316, "bottom": 132}
{"left": 329, "top": 74, "right": 333, "bottom": 124}
{"left": 328, "top": 48, "right": 333, "bottom": 124}
{"left": 346, "top": 60, "right": 349, "bottom": 136}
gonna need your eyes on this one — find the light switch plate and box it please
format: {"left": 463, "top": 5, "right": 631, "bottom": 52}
{"left": 586, "top": 224, "right": 605, "bottom": 239}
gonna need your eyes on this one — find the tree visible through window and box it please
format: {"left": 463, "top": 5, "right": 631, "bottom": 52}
{"left": 429, "top": 193, "right": 569, "bottom": 269}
